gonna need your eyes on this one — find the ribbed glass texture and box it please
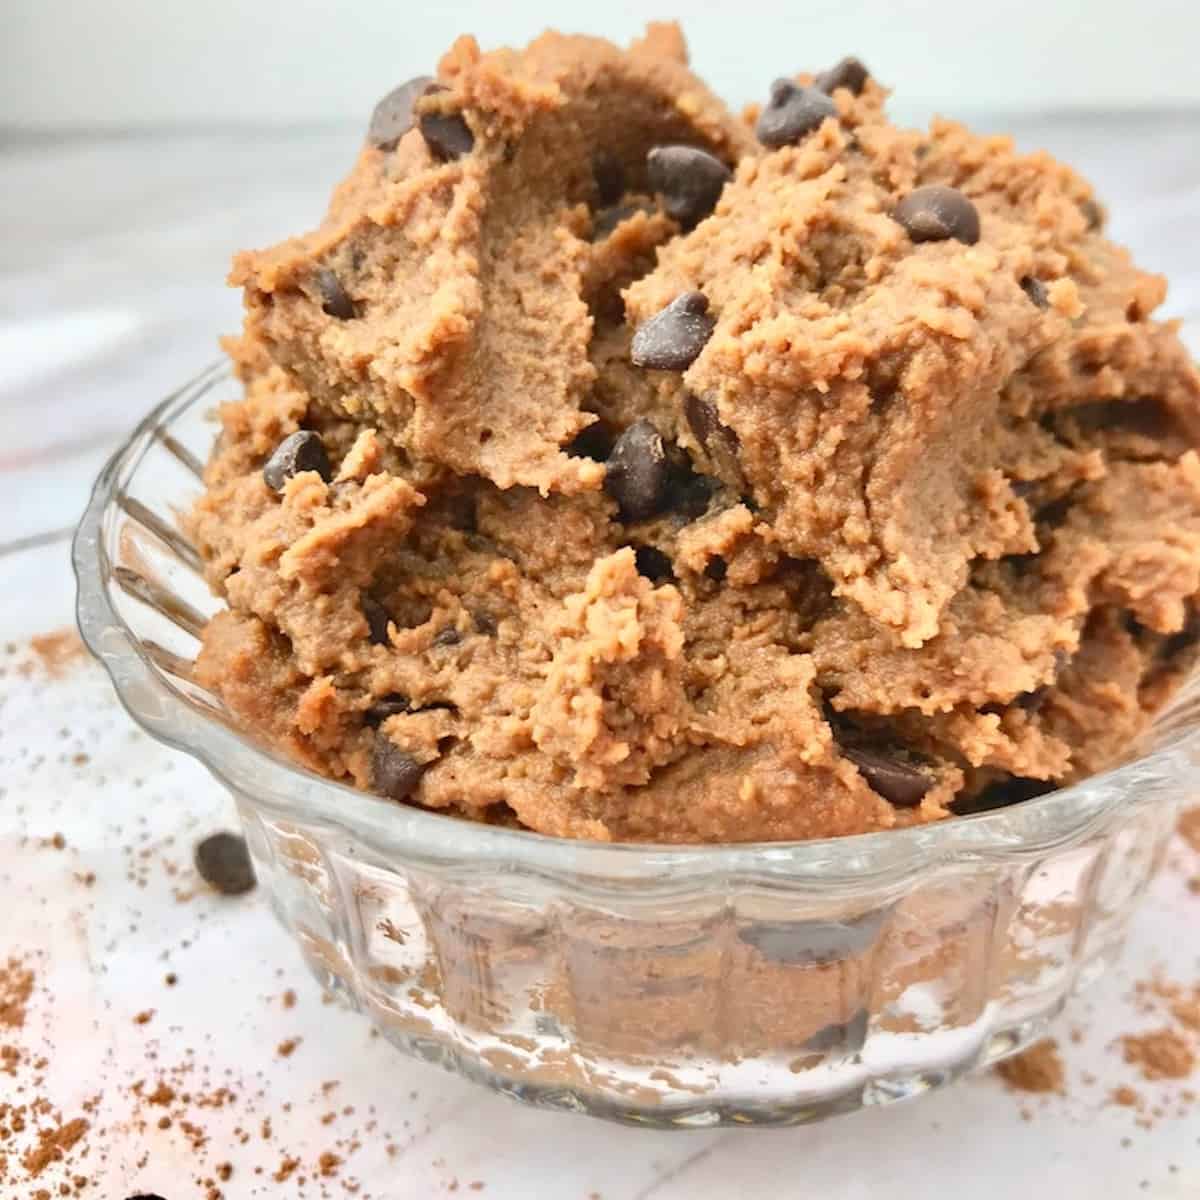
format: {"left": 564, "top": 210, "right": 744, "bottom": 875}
{"left": 73, "top": 366, "right": 1200, "bottom": 1126}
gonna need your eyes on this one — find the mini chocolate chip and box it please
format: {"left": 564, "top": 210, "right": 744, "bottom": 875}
{"left": 756, "top": 79, "right": 837, "bottom": 148}
{"left": 704, "top": 556, "right": 728, "bottom": 583}
{"left": 372, "top": 737, "right": 426, "bottom": 800}
{"left": 365, "top": 693, "right": 410, "bottom": 726}
{"left": 684, "top": 393, "right": 744, "bottom": 489}
{"left": 1081, "top": 197, "right": 1104, "bottom": 230}
{"left": 1016, "top": 686, "right": 1048, "bottom": 713}
{"left": 262, "top": 431, "right": 332, "bottom": 491}
{"left": 892, "top": 185, "right": 980, "bottom": 245}
{"left": 604, "top": 419, "right": 670, "bottom": 521}
{"left": 631, "top": 292, "right": 715, "bottom": 371}
{"left": 314, "top": 267, "right": 356, "bottom": 319}
{"left": 418, "top": 86, "right": 474, "bottom": 161}
{"left": 1020, "top": 275, "right": 1049, "bottom": 308}
{"left": 633, "top": 544, "right": 675, "bottom": 583}
{"left": 433, "top": 626, "right": 462, "bottom": 647}
{"left": 843, "top": 746, "right": 930, "bottom": 807}
{"left": 194, "top": 832, "right": 256, "bottom": 896}
{"left": 591, "top": 201, "right": 653, "bottom": 242}
{"left": 367, "top": 75, "right": 434, "bottom": 150}
{"left": 593, "top": 153, "right": 626, "bottom": 206}
{"left": 472, "top": 610, "right": 497, "bottom": 635}
{"left": 362, "top": 596, "right": 392, "bottom": 646}
{"left": 646, "top": 145, "right": 731, "bottom": 228}
{"left": 815, "top": 56, "right": 870, "bottom": 96}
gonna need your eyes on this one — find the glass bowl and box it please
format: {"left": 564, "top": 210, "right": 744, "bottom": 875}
{"left": 73, "top": 364, "right": 1200, "bottom": 1128}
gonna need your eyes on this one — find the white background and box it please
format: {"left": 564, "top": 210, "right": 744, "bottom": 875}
{"left": 4, "top": 0, "right": 1200, "bottom": 131}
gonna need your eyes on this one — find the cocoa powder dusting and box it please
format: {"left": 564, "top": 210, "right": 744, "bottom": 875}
{"left": 28, "top": 630, "right": 85, "bottom": 677}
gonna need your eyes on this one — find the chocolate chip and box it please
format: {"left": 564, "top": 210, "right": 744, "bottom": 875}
{"left": 371, "top": 737, "right": 426, "bottom": 800}
{"left": 633, "top": 545, "right": 675, "bottom": 583}
{"left": 314, "top": 267, "right": 356, "bottom": 320}
{"left": 892, "top": 185, "right": 980, "bottom": 245}
{"left": 684, "top": 393, "right": 744, "bottom": 489}
{"left": 1020, "top": 275, "right": 1049, "bottom": 309}
{"left": 591, "top": 201, "right": 653, "bottom": 242}
{"left": 126, "top": 1195, "right": 169, "bottom": 1200}
{"left": 843, "top": 746, "right": 930, "bottom": 807}
{"left": 593, "top": 153, "right": 626, "bottom": 206}
{"left": 604, "top": 419, "right": 670, "bottom": 521}
{"left": 951, "top": 776, "right": 1055, "bottom": 816}
{"left": 362, "top": 596, "right": 392, "bottom": 646}
{"left": 704, "top": 556, "right": 728, "bottom": 583}
{"left": 630, "top": 292, "right": 715, "bottom": 371}
{"left": 262, "top": 431, "right": 332, "bottom": 491}
{"left": 738, "top": 910, "right": 887, "bottom": 965}
{"left": 367, "top": 75, "right": 434, "bottom": 151}
{"left": 566, "top": 420, "right": 616, "bottom": 460}
{"left": 815, "top": 56, "right": 870, "bottom": 96}
{"left": 804, "top": 1008, "right": 869, "bottom": 1051}
{"left": 756, "top": 79, "right": 837, "bottom": 148}
{"left": 646, "top": 145, "right": 731, "bottom": 228}
{"left": 433, "top": 626, "right": 462, "bottom": 647}
{"left": 194, "top": 832, "right": 256, "bottom": 896}
{"left": 1081, "top": 197, "right": 1104, "bottom": 230}
{"left": 364, "top": 693, "right": 410, "bottom": 726}
{"left": 1016, "top": 686, "right": 1049, "bottom": 713}
{"left": 418, "top": 86, "right": 474, "bottom": 161}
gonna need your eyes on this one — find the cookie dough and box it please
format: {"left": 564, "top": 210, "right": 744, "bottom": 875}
{"left": 188, "top": 25, "right": 1200, "bottom": 843}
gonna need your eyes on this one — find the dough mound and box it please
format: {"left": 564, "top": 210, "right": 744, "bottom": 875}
{"left": 189, "top": 25, "right": 1200, "bottom": 843}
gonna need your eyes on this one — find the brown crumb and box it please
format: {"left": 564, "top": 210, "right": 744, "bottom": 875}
{"left": 317, "top": 1151, "right": 341, "bottom": 1177}
{"left": 216, "top": 1162, "right": 233, "bottom": 1181}
{"left": 21, "top": 1117, "right": 90, "bottom": 1177}
{"left": 273, "top": 1156, "right": 301, "bottom": 1183}
{"left": 133, "top": 1009, "right": 155, "bottom": 1026}
{"left": 995, "top": 1039, "right": 1065, "bottom": 1094}
{"left": 49, "top": 833, "right": 66, "bottom": 851}
{"left": 281, "top": 989, "right": 296, "bottom": 1010}
{"left": 276, "top": 1038, "right": 301, "bottom": 1058}
{"left": 1112, "top": 1085, "right": 1142, "bottom": 1107}
{"left": 164, "top": 972, "right": 178, "bottom": 986}
{"left": 144, "top": 1081, "right": 176, "bottom": 1106}
{"left": 1121, "top": 1029, "right": 1196, "bottom": 1080}
{"left": 1, "top": 957, "right": 35, "bottom": 1029}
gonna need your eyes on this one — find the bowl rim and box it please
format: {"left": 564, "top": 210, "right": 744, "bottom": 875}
{"left": 71, "top": 362, "right": 1200, "bottom": 879}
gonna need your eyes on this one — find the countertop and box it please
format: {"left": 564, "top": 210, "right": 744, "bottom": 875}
{"left": 1, "top": 115, "right": 1199, "bottom": 1199}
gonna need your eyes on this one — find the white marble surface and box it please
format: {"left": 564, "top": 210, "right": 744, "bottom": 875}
{"left": 1, "top": 118, "right": 1199, "bottom": 1198}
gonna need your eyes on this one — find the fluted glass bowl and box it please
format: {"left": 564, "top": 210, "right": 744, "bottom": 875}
{"left": 73, "top": 364, "right": 1200, "bottom": 1127}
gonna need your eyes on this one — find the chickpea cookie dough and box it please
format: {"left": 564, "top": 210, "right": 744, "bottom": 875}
{"left": 188, "top": 24, "right": 1200, "bottom": 844}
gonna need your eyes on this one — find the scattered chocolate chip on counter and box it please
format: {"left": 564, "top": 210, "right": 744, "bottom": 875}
{"left": 194, "top": 832, "right": 256, "bottom": 896}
